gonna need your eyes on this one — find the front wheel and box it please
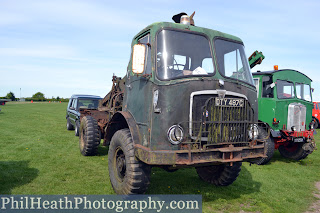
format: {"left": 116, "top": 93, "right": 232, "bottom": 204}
{"left": 252, "top": 128, "right": 275, "bottom": 165}
{"left": 196, "top": 162, "right": 242, "bottom": 186}
{"left": 278, "top": 142, "right": 309, "bottom": 161}
{"left": 108, "top": 129, "right": 151, "bottom": 194}
{"left": 75, "top": 120, "right": 80, "bottom": 136}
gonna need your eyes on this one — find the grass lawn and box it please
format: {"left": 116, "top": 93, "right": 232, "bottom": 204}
{"left": 0, "top": 102, "right": 319, "bottom": 212}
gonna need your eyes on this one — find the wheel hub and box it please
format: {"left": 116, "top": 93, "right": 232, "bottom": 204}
{"left": 115, "top": 148, "right": 126, "bottom": 181}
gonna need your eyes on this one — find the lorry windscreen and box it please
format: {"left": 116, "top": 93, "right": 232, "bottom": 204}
{"left": 296, "top": 83, "right": 312, "bottom": 102}
{"left": 277, "top": 80, "right": 295, "bottom": 99}
{"left": 156, "top": 30, "right": 214, "bottom": 80}
{"left": 215, "top": 39, "right": 254, "bottom": 85}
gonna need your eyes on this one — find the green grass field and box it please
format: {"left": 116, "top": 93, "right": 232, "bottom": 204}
{"left": 0, "top": 102, "right": 319, "bottom": 212}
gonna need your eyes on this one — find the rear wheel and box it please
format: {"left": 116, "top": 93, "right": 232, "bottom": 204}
{"left": 79, "top": 116, "right": 100, "bottom": 156}
{"left": 196, "top": 162, "right": 242, "bottom": 186}
{"left": 314, "top": 119, "right": 319, "bottom": 129}
{"left": 108, "top": 129, "right": 151, "bottom": 194}
{"left": 66, "top": 117, "right": 74, "bottom": 130}
{"left": 278, "top": 142, "right": 309, "bottom": 160}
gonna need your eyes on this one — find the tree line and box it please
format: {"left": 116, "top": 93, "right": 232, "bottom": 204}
{"left": 1, "top": 91, "right": 69, "bottom": 102}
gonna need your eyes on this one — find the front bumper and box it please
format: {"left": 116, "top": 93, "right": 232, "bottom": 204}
{"left": 134, "top": 143, "right": 266, "bottom": 166}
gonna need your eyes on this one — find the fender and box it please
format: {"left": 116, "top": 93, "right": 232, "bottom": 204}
{"left": 104, "top": 111, "right": 141, "bottom": 146}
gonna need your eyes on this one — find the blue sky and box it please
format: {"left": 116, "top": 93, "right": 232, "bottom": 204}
{"left": 1, "top": 0, "right": 319, "bottom": 100}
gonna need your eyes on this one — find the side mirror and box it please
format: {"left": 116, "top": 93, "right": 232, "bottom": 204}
{"left": 132, "top": 44, "right": 146, "bottom": 74}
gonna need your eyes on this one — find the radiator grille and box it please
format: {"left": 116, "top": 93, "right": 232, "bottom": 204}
{"left": 191, "top": 94, "right": 254, "bottom": 144}
{"left": 287, "top": 103, "right": 306, "bottom": 131}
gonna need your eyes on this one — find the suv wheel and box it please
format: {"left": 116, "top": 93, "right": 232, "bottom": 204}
{"left": 75, "top": 120, "right": 80, "bottom": 136}
{"left": 66, "top": 117, "right": 74, "bottom": 130}
{"left": 196, "top": 162, "right": 242, "bottom": 186}
{"left": 108, "top": 129, "right": 151, "bottom": 194}
{"left": 79, "top": 116, "right": 100, "bottom": 156}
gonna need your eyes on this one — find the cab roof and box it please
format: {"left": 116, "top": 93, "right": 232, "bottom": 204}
{"left": 252, "top": 69, "right": 312, "bottom": 82}
{"left": 70, "top": 94, "right": 102, "bottom": 99}
{"left": 132, "top": 22, "right": 243, "bottom": 44}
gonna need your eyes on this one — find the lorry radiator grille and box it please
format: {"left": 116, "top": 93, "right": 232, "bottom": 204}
{"left": 287, "top": 103, "right": 306, "bottom": 131}
{"left": 191, "top": 94, "right": 254, "bottom": 144}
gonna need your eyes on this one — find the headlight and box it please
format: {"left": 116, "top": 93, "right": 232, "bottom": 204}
{"left": 167, "top": 125, "right": 184, "bottom": 145}
{"left": 291, "top": 126, "right": 296, "bottom": 131}
{"left": 248, "top": 124, "right": 259, "bottom": 140}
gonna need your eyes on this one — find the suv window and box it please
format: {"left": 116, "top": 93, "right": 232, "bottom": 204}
{"left": 277, "top": 80, "right": 294, "bottom": 99}
{"left": 71, "top": 99, "right": 77, "bottom": 109}
{"left": 78, "top": 99, "right": 100, "bottom": 109}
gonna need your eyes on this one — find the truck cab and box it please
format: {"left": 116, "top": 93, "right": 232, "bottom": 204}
{"left": 253, "top": 69, "right": 316, "bottom": 162}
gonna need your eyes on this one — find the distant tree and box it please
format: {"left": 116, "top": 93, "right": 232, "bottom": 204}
{"left": 56, "top": 96, "right": 60, "bottom": 101}
{"left": 6, "top": 91, "right": 16, "bottom": 101}
{"left": 31, "top": 92, "right": 46, "bottom": 101}
{"left": 32, "top": 92, "right": 45, "bottom": 99}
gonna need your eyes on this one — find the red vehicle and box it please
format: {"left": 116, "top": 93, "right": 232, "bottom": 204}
{"left": 313, "top": 102, "right": 320, "bottom": 129}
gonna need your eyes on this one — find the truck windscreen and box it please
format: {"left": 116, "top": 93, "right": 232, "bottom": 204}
{"left": 156, "top": 30, "right": 214, "bottom": 80}
{"left": 215, "top": 39, "right": 254, "bottom": 85}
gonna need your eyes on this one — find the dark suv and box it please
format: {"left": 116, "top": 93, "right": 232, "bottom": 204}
{"left": 66, "top": 94, "right": 102, "bottom": 136}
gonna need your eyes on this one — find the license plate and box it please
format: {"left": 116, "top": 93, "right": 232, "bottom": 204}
{"left": 215, "top": 98, "right": 244, "bottom": 107}
{"left": 294, "top": 137, "right": 304, "bottom": 142}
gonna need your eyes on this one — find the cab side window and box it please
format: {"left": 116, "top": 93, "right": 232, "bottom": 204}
{"left": 262, "top": 76, "right": 274, "bottom": 98}
{"left": 253, "top": 78, "right": 259, "bottom": 97}
{"left": 138, "top": 34, "right": 151, "bottom": 75}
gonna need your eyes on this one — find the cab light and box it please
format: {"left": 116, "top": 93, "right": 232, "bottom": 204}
{"left": 180, "top": 15, "right": 190, "bottom": 25}
{"left": 274, "top": 65, "right": 278, "bottom": 70}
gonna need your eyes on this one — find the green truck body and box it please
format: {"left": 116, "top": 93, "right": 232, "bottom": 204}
{"left": 252, "top": 69, "right": 316, "bottom": 163}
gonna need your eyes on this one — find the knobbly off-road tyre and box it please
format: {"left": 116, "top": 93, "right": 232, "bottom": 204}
{"left": 79, "top": 116, "right": 100, "bottom": 156}
{"left": 252, "top": 128, "right": 275, "bottom": 165}
{"left": 108, "top": 129, "right": 151, "bottom": 194}
{"left": 66, "top": 117, "right": 74, "bottom": 130}
{"left": 196, "top": 162, "right": 242, "bottom": 186}
{"left": 278, "top": 143, "right": 309, "bottom": 161}
{"left": 75, "top": 120, "right": 80, "bottom": 136}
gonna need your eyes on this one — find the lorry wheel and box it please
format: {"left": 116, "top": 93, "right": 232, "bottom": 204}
{"left": 314, "top": 119, "right": 319, "bottom": 129}
{"left": 79, "top": 116, "right": 100, "bottom": 156}
{"left": 195, "top": 162, "right": 242, "bottom": 186}
{"left": 75, "top": 120, "right": 80, "bottom": 136}
{"left": 66, "top": 117, "right": 74, "bottom": 130}
{"left": 278, "top": 143, "right": 308, "bottom": 161}
{"left": 108, "top": 129, "right": 151, "bottom": 194}
{"left": 252, "top": 128, "right": 275, "bottom": 165}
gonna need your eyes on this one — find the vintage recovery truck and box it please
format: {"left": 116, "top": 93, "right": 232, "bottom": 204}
{"left": 79, "top": 13, "right": 268, "bottom": 194}
{"left": 252, "top": 69, "right": 316, "bottom": 164}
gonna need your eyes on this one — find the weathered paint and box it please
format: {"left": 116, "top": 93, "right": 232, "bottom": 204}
{"left": 85, "top": 21, "right": 267, "bottom": 165}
